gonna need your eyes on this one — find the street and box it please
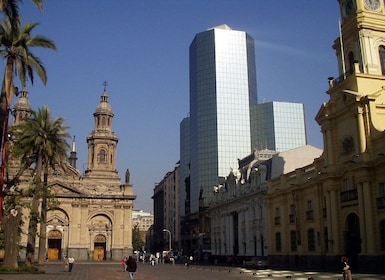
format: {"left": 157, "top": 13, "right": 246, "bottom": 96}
{"left": 0, "top": 261, "right": 383, "bottom": 280}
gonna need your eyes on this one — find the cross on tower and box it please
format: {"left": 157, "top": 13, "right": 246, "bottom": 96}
{"left": 102, "top": 81, "right": 108, "bottom": 91}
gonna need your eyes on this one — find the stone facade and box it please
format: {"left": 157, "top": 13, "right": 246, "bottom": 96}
{"left": 132, "top": 210, "right": 154, "bottom": 242}
{"left": 266, "top": 0, "right": 385, "bottom": 272}
{"left": 209, "top": 147, "right": 321, "bottom": 263}
{"left": 11, "top": 88, "right": 136, "bottom": 262}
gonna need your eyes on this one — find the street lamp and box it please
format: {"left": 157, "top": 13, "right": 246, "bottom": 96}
{"left": 163, "top": 229, "right": 172, "bottom": 252}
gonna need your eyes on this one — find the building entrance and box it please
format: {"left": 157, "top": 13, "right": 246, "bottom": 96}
{"left": 344, "top": 213, "right": 361, "bottom": 268}
{"left": 93, "top": 234, "right": 106, "bottom": 261}
{"left": 47, "top": 230, "right": 62, "bottom": 260}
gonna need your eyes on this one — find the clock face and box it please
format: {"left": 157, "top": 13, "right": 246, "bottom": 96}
{"left": 364, "top": 0, "right": 381, "bottom": 11}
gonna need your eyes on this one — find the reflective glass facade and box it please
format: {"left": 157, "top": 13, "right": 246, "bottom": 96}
{"left": 189, "top": 25, "right": 257, "bottom": 213}
{"left": 252, "top": 102, "right": 307, "bottom": 152}
{"left": 179, "top": 117, "right": 190, "bottom": 217}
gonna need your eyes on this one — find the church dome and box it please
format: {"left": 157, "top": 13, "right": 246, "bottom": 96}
{"left": 13, "top": 88, "right": 31, "bottom": 112}
{"left": 95, "top": 92, "right": 113, "bottom": 116}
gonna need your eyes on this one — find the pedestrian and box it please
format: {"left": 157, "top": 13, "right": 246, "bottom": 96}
{"left": 189, "top": 255, "right": 193, "bottom": 266}
{"left": 122, "top": 256, "right": 128, "bottom": 271}
{"left": 126, "top": 256, "right": 137, "bottom": 280}
{"left": 63, "top": 255, "right": 69, "bottom": 272}
{"left": 341, "top": 256, "right": 352, "bottom": 280}
{"left": 68, "top": 256, "right": 75, "bottom": 272}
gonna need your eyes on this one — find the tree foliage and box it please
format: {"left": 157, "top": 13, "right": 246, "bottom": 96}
{"left": 132, "top": 224, "right": 145, "bottom": 252}
{"left": 11, "top": 106, "right": 70, "bottom": 266}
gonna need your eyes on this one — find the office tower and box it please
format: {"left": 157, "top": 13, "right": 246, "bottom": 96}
{"left": 252, "top": 101, "right": 307, "bottom": 152}
{"left": 179, "top": 117, "right": 190, "bottom": 217}
{"left": 189, "top": 24, "right": 257, "bottom": 213}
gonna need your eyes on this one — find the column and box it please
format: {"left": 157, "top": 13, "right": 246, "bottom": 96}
{"left": 228, "top": 214, "right": 233, "bottom": 255}
{"left": 330, "top": 190, "right": 340, "bottom": 252}
{"left": 245, "top": 208, "right": 250, "bottom": 256}
{"left": 360, "top": 182, "right": 375, "bottom": 253}
{"left": 325, "top": 129, "right": 334, "bottom": 166}
{"left": 356, "top": 108, "right": 366, "bottom": 153}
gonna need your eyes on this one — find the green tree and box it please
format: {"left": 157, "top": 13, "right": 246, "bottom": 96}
{"left": 0, "top": 0, "right": 47, "bottom": 269}
{"left": 0, "top": 0, "right": 46, "bottom": 155}
{"left": 2, "top": 134, "right": 35, "bottom": 268}
{"left": 12, "top": 107, "right": 70, "bottom": 266}
{"left": 132, "top": 224, "right": 145, "bottom": 252}
{"left": 0, "top": 1, "right": 44, "bottom": 42}
{"left": 0, "top": 18, "right": 56, "bottom": 155}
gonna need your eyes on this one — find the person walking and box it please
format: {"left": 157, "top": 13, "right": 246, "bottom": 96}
{"left": 68, "top": 256, "right": 75, "bottom": 272}
{"left": 126, "top": 256, "right": 137, "bottom": 280}
{"left": 341, "top": 256, "right": 352, "bottom": 280}
{"left": 63, "top": 255, "right": 69, "bottom": 272}
{"left": 122, "top": 256, "right": 128, "bottom": 271}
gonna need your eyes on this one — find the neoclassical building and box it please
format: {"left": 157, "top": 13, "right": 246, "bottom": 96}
{"left": 209, "top": 146, "right": 321, "bottom": 262}
{"left": 11, "top": 87, "right": 136, "bottom": 261}
{"left": 266, "top": 0, "right": 385, "bottom": 272}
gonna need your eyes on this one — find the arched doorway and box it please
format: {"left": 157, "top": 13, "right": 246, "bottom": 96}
{"left": 93, "top": 234, "right": 106, "bottom": 261}
{"left": 344, "top": 213, "right": 361, "bottom": 268}
{"left": 47, "top": 230, "right": 62, "bottom": 260}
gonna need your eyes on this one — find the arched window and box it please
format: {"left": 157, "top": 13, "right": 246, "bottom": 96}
{"left": 379, "top": 45, "right": 385, "bottom": 75}
{"left": 97, "top": 149, "right": 107, "bottom": 163}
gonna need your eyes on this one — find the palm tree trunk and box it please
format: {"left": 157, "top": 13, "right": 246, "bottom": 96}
{"left": 25, "top": 149, "right": 43, "bottom": 266}
{"left": 3, "top": 208, "right": 21, "bottom": 268}
{"left": 0, "top": 95, "right": 6, "bottom": 157}
{"left": 37, "top": 171, "right": 48, "bottom": 265}
{"left": 25, "top": 195, "right": 39, "bottom": 266}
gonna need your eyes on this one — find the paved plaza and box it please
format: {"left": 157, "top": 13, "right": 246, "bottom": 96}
{"left": 0, "top": 262, "right": 383, "bottom": 280}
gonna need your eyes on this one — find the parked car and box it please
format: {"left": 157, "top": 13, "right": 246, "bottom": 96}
{"left": 243, "top": 256, "right": 270, "bottom": 269}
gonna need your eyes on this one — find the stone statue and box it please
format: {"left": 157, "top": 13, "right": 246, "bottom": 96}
{"left": 125, "top": 169, "right": 130, "bottom": 184}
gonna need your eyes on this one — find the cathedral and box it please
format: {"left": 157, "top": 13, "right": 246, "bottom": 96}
{"left": 11, "top": 87, "right": 136, "bottom": 261}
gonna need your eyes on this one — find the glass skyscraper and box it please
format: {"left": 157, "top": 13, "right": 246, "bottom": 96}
{"left": 252, "top": 102, "right": 307, "bottom": 152}
{"left": 189, "top": 24, "right": 257, "bottom": 213}
{"left": 179, "top": 116, "right": 190, "bottom": 217}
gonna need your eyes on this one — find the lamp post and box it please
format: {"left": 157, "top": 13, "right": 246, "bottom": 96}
{"left": 163, "top": 229, "right": 172, "bottom": 252}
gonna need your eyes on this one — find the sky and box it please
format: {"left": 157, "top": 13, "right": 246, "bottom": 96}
{"left": 16, "top": 1, "right": 341, "bottom": 213}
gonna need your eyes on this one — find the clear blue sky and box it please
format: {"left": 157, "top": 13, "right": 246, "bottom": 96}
{"left": 18, "top": 1, "right": 341, "bottom": 212}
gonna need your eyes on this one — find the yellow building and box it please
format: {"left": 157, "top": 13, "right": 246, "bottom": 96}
{"left": 266, "top": 0, "right": 385, "bottom": 272}
{"left": 11, "top": 88, "right": 136, "bottom": 262}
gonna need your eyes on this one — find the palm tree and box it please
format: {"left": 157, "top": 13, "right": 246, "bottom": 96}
{"left": 12, "top": 107, "right": 70, "bottom": 266}
{"left": 0, "top": 18, "right": 56, "bottom": 155}
{"left": 0, "top": 0, "right": 45, "bottom": 154}
{"left": 0, "top": 0, "right": 44, "bottom": 30}
{"left": 0, "top": 0, "right": 48, "bottom": 269}
{"left": 0, "top": 0, "right": 46, "bottom": 151}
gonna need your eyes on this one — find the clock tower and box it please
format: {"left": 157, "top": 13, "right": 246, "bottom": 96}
{"left": 317, "top": 0, "right": 385, "bottom": 167}
{"left": 311, "top": 0, "right": 385, "bottom": 270}
{"left": 338, "top": 0, "right": 385, "bottom": 75}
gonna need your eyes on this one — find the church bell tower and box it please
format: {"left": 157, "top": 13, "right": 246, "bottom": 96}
{"left": 316, "top": 0, "right": 385, "bottom": 167}
{"left": 338, "top": 0, "right": 385, "bottom": 76}
{"left": 84, "top": 84, "right": 120, "bottom": 182}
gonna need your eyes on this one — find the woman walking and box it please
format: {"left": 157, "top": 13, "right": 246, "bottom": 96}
{"left": 341, "top": 256, "right": 352, "bottom": 280}
{"left": 126, "top": 256, "right": 137, "bottom": 280}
